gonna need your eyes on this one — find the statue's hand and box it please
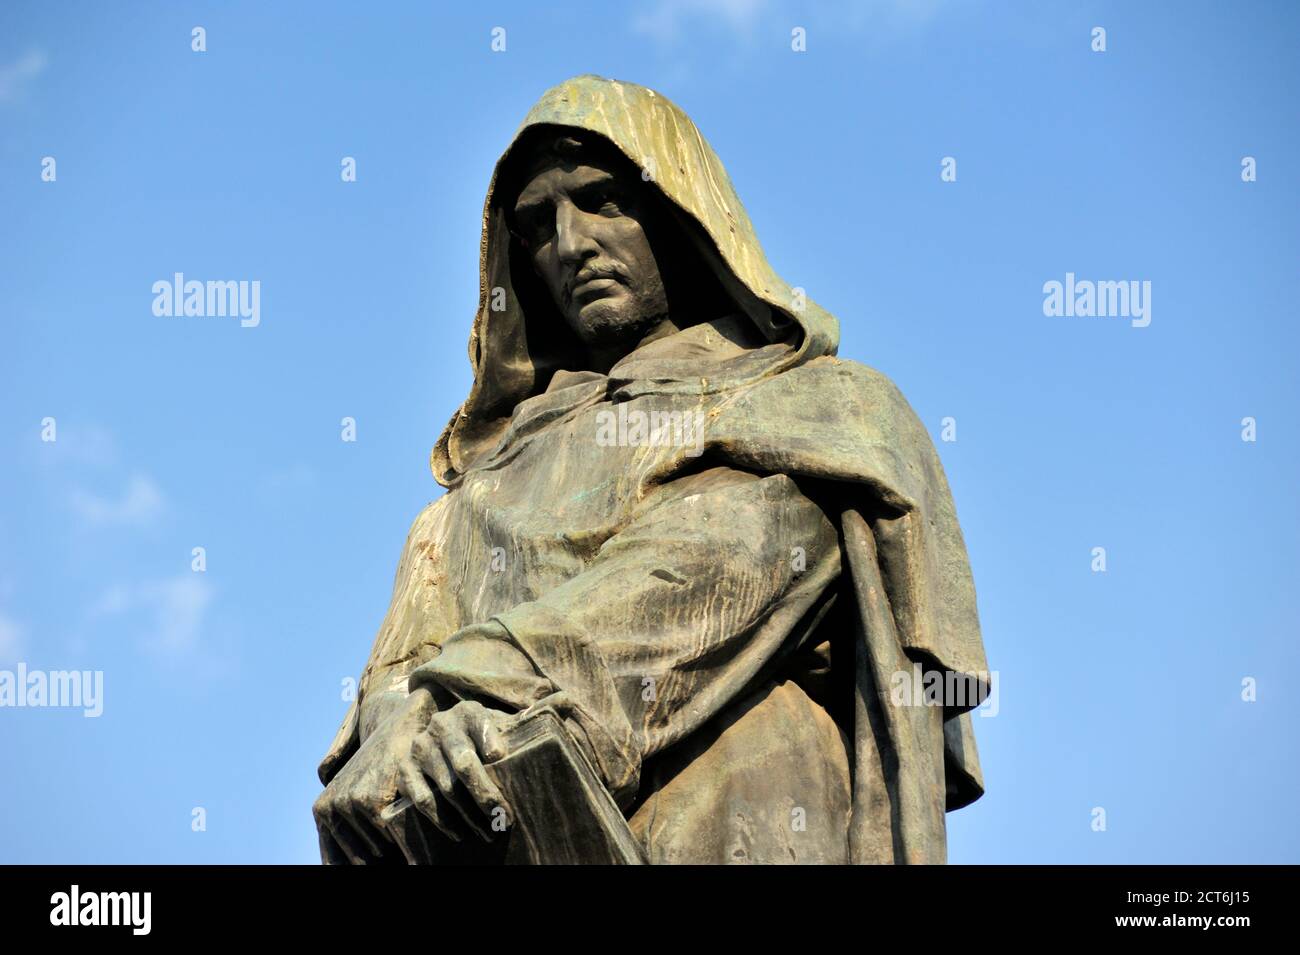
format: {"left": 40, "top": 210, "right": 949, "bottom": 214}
{"left": 400, "top": 699, "right": 513, "bottom": 842}
{"left": 312, "top": 685, "right": 434, "bottom": 864}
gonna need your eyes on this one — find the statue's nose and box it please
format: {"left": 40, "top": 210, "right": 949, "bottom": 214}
{"left": 555, "top": 201, "right": 598, "bottom": 264}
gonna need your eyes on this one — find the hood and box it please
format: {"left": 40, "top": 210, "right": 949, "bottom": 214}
{"left": 432, "top": 74, "right": 840, "bottom": 487}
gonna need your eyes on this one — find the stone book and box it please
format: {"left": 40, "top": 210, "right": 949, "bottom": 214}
{"left": 380, "top": 706, "right": 646, "bottom": 865}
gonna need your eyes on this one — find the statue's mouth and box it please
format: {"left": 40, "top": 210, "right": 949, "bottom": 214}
{"left": 567, "top": 266, "right": 626, "bottom": 306}
{"left": 573, "top": 277, "right": 620, "bottom": 301}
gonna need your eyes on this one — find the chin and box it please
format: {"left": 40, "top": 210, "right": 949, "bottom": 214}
{"left": 572, "top": 300, "right": 646, "bottom": 343}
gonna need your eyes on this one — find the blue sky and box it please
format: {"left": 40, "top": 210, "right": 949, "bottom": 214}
{"left": 1, "top": 0, "right": 1296, "bottom": 864}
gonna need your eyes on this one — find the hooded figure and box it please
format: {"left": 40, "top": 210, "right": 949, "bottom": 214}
{"left": 316, "top": 75, "right": 989, "bottom": 864}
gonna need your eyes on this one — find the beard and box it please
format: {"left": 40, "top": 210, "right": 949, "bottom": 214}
{"left": 566, "top": 279, "right": 670, "bottom": 349}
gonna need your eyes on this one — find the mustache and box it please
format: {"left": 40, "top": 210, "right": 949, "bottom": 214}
{"left": 564, "top": 262, "right": 629, "bottom": 304}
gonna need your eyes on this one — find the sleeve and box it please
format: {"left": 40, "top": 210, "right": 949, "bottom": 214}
{"left": 317, "top": 500, "right": 448, "bottom": 785}
{"left": 407, "top": 465, "right": 841, "bottom": 808}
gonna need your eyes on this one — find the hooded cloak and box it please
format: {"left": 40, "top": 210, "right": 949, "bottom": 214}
{"left": 319, "top": 75, "right": 989, "bottom": 864}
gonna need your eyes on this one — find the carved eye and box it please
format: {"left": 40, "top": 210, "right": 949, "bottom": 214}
{"left": 514, "top": 209, "right": 554, "bottom": 248}
{"left": 576, "top": 183, "right": 629, "bottom": 217}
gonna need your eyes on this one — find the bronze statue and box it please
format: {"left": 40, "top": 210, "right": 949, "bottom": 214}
{"left": 313, "top": 75, "right": 989, "bottom": 864}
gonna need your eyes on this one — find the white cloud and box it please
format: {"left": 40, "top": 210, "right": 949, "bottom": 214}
{"left": 38, "top": 425, "right": 165, "bottom": 525}
{"left": 53, "top": 424, "right": 120, "bottom": 469}
{"left": 634, "top": 0, "right": 767, "bottom": 42}
{"left": 0, "top": 49, "right": 47, "bottom": 104}
{"left": 259, "top": 462, "right": 318, "bottom": 496}
{"left": 806, "top": 0, "right": 949, "bottom": 36}
{"left": 89, "top": 575, "right": 214, "bottom": 656}
{"left": 87, "top": 584, "right": 132, "bottom": 617}
{"left": 34, "top": 423, "right": 121, "bottom": 478}
{"left": 141, "top": 576, "right": 213, "bottom": 653}
{"left": 71, "top": 473, "right": 166, "bottom": 526}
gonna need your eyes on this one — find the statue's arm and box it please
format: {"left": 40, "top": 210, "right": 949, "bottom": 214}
{"left": 317, "top": 500, "right": 449, "bottom": 785}
{"left": 408, "top": 465, "right": 841, "bottom": 808}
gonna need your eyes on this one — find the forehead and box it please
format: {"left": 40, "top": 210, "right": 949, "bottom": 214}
{"left": 512, "top": 160, "right": 617, "bottom": 211}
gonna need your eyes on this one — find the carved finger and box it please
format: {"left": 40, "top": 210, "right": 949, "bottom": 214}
{"left": 413, "top": 732, "right": 453, "bottom": 794}
{"left": 414, "top": 732, "right": 488, "bottom": 841}
{"left": 327, "top": 795, "right": 382, "bottom": 862}
{"left": 461, "top": 701, "right": 508, "bottom": 763}
{"left": 350, "top": 808, "right": 401, "bottom": 864}
{"left": 317, "top": 827, "right": 350, "bottom": 866}
{"left": 437, "top": 733, "right": 497, "bottom": 841}
{"left": 463, "top": 710, "right": 512, "bottom": 824}
{"left": 448, "top": 732, "right": 510, "bottom": 825}
{"left": 323, "top": 804, "right": 377, "bottom": 865}
{"left": 398, "top": 763, "right": 461, "bottom": 844}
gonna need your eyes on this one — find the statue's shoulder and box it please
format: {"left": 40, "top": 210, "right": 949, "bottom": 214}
{"left": 757, "top": 355, "right": 920, "bottom": 423}
{"left": 413, "top": 495, "right": 449, "bottom": 521}
{"left": 710, "top": 355, "right": 940, "bottom": 504}
{"left": 793, "top": 354, "right": 901, "bottom": 386}
{"left": 397, "top": 496, "right": 452, "bottom": 555}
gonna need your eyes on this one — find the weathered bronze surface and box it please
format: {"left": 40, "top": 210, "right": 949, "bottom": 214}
{"left": 313, "top": 75, "right": 989, "bottom": 865}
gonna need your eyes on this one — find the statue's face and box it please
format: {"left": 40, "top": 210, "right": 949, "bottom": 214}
{"left": 512, "top": 156, "right": 669, "bottom": 351}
